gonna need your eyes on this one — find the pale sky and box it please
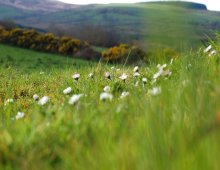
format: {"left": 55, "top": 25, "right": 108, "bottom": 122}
{"left": 57, "top": 0, "right": 220, "bottom": 11}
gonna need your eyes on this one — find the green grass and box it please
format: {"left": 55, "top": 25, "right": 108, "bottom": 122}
{"left": 0, "top": 43, "right": 220, "bottom": 169}
{"left": 0, "top": 44, "right": 94, "bottom": 73}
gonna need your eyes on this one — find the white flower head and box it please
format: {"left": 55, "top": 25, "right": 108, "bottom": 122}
{"left": 149, "top": 87, "right": 161, "bottom": 96}
{"left": 153, "top": 69, "right": 163, "bottom": 79}
{"left": 68, "top": 94, "right": 83, "bottom": 105}
{"left": 135, "top": 81, "right": 139, "bottom": 87}
{"left": 119, "top": 73, "right": 128, "bottom": 81}
{"left": 105, "top": 72, "right": 111, "bottom": 79}
{"left": 116, "top": 69, "right": 121, "bottom": 72}
{"left": 204, "top": 45, "right": 212, "bottom": 53}
{"left": 88, "top": 73, "right": 94, "bottom": 78}
{"left": 161, "top": 64, "right": 167, "bottom": 69}
{"left": 16, "top": 112, "right": 25, "bottom": 120}
{"left": 133, "top": 66, "right": 139, "bottom": 73}
{"left": 100, "top": 92, "right": 113, "bottom": 101}
{"left": 38, "top": 96, "right": 49, "bottom": 106}
{"left": 209, "top": 50, "right": 217, "bottom": 57}
{"left": 157, "top": 64, "right": 161, "bottom": 69}
{"left": 142, "top": 77, "right": 148, "bottom": 84}
{"left": 33, "top": 94, "right": 39, "bottom": 101}
{"left": 103, "top": 86, "right": 111, "bottom": 92}
{"left": 63, "top": 87, "right": 72, "bottom": 95}
{"left": 111, "top": 66, "right": 115, "bottom": 70}
{"left": 5, "top": 98, "right": 14, "bottom": 105}
{"left": 120, "top": 91, "right": 130, "bottom": 99}
{"left": 72, "top": 73, "right": 80, "bottom": 81}
{"left": 133, "top": 72, "right": 140, "bottom": 77}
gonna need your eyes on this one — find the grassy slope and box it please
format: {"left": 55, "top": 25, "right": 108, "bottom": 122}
{"left": 0, "top": 44, "right": 220, "bottom": 169}
{"left": 1, "top": 2, "right": 220, "bottom": 50}
{"left": 0, "top": 44, "right": 94, "bottom": 72}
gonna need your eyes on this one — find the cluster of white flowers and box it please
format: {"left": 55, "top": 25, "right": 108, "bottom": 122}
{"left": 5, "top": 64, "right": 174, "bottom": 121}
{"left": 153, "top": 64, "right": 172, "bottom": 80}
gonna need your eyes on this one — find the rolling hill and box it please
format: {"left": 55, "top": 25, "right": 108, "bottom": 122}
{"left": 0, "top": 0, "right": 78, "bottom": 11}
{"left": 0, "top": 1, "right": 220, "bottom": 50}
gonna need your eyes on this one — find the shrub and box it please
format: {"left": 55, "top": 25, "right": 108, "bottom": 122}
{"left": 102, "top": 44, "right": 146, "bottom": 64}
{"left": 0, "top": 26, "right": 99, "bottom": 60}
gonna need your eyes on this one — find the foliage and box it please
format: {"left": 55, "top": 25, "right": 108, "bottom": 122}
{"left": 0, "top": 26, "right": 100, "bottom": 60}
{"left": 102, "top": 44, "right": 146, "bottom": 64}
{"left": 146, "top": 47, "right": 179, "bottom": 63}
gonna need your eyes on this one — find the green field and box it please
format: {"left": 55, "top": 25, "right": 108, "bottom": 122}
{"left": 0, "top": 43, "right": 220, "bottom": 169}
{"left": 1, "top": 1, "right": 220, "bottom": 50}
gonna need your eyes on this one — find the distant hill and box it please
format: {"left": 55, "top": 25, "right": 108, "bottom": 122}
{"left": 145, "top": 1, "right": 207, "bottom": 10}
{"left": 0, "top": 0, "right": 78, "bottom": 12}
{"left": 0, "top": 1, "right": 220, "bottom": 50}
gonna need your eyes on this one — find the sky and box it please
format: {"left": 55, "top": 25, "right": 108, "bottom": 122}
{"left": 58, "top": 0, "right": 220, "bottom": 11}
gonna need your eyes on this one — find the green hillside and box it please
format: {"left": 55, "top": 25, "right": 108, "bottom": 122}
{"left": 0, "top": 1, "right": 220, "bottom": 50}
{"left": 0, "top": 44, "right": 93, "bottom": 72}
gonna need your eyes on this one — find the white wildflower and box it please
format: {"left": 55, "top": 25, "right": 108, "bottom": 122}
{"left": 88, "top": 73, "right": 94, "bottom": 78}
{"left": 135, "top": 81, "right": 139, "bottom": 87}
{"left": 157, "top": 64, "right": 161, "bottom": 69}
{"left": 33, "top": 94, "right": 39, "bottom": 101}
{"left": 204, "top": 45, "right": 212, "bottom": 53}
{"left": 133, "top": 72, "right": 140, "bottom": 77}
{"left": 105, "top": 72, "right": 111, "bottom": 79}
{"left": 100, "top": 92, "right": 113, "bottom": 101}
{"left": 68, "top": 94, "right": 83, "bottom": 105}
{"left": 103, "top": 86, "right": 111, "bottom": 92}
{"left": 209, "top": 50, "right": 217, "bottom": 57}
{"left": 161, "top": 64, "right": 167, "bottom": 69}
{"left": 120, "top": 91, "right": 130, "bottom": 99}
{"left": 153, "top": 69, "right": 163, "bottom": 79}
{"left": 38, "top": 96, "right": 49, "bottom": 106}
{"left": 72, "top": 73, "right": 80, "bottom": 81}
{"left": 119, "top": 73, "right": 128, "bottom": 81}
{"left": 63, "top": 87, "right": 72, "bottom": 95}
{"left": 142, "top": 77, "right": 148, "bottom": 84}
{"left": 149, "top": 87, "right": 161, "bottom": 96}
{"left": 116, "top": 69, "right": 121, "bottom": 72}
{"left": 111, "top": 66, "right": 115, "bottom": 70}
{"left": 16, "top": 112, "right": 25, "bottom": 120}
{"left": 5, "top": 98, "right": 14, "bottom": 105}
{"left": 133, "top": 66, "right": 139, "bottom": 73}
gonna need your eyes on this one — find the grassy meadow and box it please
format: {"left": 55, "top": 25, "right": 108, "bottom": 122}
{"left": 0, "top": 43, "right": 220, "bottom": 169}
